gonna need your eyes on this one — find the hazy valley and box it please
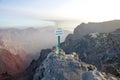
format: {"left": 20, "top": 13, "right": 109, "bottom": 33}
{"left": 0, "top": 26, "right": 70, "bottom": 80}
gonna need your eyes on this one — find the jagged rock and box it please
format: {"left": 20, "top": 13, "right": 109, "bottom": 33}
{"left": 33, "top": 50, "right": 118, "bottom": 80}
{"left": 61, "top": 28, "right": 120, "bottom": 77}
{"left": 23, "top": 49, "right": 52, "bottom": 80}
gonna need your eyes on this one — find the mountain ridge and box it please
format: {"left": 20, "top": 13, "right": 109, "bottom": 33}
{"left": 72, "top": 20, "right": 120, "bottom": 40}
{"left": 61, "top": 20, "right": 120, "bottom": 77}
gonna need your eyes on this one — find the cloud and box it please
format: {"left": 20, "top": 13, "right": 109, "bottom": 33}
{"left": 1, "top": 0, "right": 120, "bottom": 30}
{"left": 1, "top": 0, "right": 120, "bottom": 22}
{"left": 53, "top": 0, "right": 120, "bottom": 21}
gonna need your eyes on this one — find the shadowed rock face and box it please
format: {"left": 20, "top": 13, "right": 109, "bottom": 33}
{"left": 0, "top": 72, "right": 14, "bottom": 80}
{"left": 32, "top": 49, "right": 118, "bottom": 80}
{"left": 0, "top": 48, "right": 26, "bottom": 75}
{"left": 21, "top": 49, "right": 52, "bottom": 80}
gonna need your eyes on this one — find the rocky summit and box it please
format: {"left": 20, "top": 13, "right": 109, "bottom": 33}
{"left": 33, "top": 49, "right": 118, "bottom": 80}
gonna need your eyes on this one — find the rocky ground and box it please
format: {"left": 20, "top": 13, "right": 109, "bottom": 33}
{"left": 61, "top": 29, "right": 120, "bottom": 78}
{"left": 32, "top": 48, "right": 118, "bottom": 80}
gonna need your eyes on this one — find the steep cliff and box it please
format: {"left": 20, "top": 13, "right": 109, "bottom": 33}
{"left": 20, "top": 49, "right": 52, "bottom": 80}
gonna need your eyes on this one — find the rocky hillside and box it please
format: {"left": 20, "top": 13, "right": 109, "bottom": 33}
{"left": 61, "top": 28, "right": 120, "bottom": 77}
{"left": 32, "top": 48, "right": 118, "bottom": 80}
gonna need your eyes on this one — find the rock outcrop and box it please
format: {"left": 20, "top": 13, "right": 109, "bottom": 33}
{"left": 21, "top": 49, "right": 52, "bottom": 80}
{"left": 33, "top": 49, "right": 118, "bottom": 80}
{"left": 61, "top": 27, "right": 120, "bottom": 77}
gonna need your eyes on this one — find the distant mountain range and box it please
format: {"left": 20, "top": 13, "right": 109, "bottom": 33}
{"left": 0, "top": 27, "right": 70, "bottom": 54}
{"left": 0, "top": 26, "right": 70, "bottom": 62}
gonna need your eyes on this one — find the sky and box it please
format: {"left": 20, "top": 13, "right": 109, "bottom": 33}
{"left": 0, "top": 0, "right": 120, "bottom": 31}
